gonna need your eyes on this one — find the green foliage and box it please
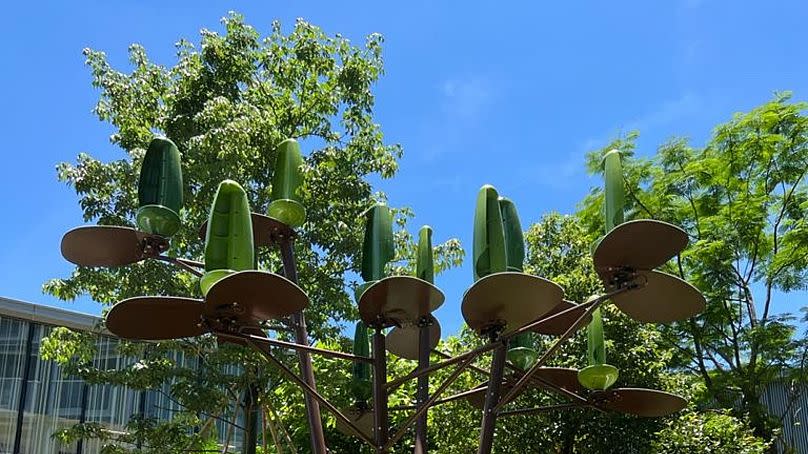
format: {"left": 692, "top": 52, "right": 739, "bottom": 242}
{"left": 579, "top": 93, "right": 808, "bottom": 444}
{"left": 653, "top": 410, "right": 770, "bottom": 454}
{"left": 53, "top": 416, "right": 220, "bottom": 454}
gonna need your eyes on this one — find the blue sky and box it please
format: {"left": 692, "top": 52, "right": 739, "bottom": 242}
{"left": 1, "top": 1, "right": 808, "bottom": 337}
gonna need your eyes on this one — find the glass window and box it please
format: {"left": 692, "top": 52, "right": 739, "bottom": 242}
{"left": 0, "top": 316, "right": 27, "bottom": 454}
{"left": 17, "top": 324, "right": 79, "bottom": 454}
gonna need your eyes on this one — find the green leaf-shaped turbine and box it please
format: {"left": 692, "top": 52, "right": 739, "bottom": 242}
{"left": 499, "top": 196, "right": 536, "bottom": 369}
{"left": 473, "top": 185, "right": 507, "bottom": 281}
{"left": 578, "top": 305, "right": 619, "bottom": 390}
{"left": 136, "top": 136, "right": 184, "bottom": 237}
{"left": 200, "top": 180, "right": 255, "bottom": 295}
{"left": 267, "top": 138, "right": 306, "bottom": 228}
{"left": 580, "top": 149, "right": 624, "bottom": 390}
{"left": 350, "top": 321, "right": 372, "bottom": 403}
{"left": 356, "top": 203, "right": 394, "bottom": 301}
{"left": 416, "top": 225, "right": 434, "bottom": 284}
{"left": 603, "top": 149, "right": 625, "bottom": 232}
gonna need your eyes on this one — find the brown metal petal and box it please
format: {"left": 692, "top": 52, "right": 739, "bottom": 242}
{"left": 358, "top": 276, "right": 444, "bottom": 328}
{"left": 612, "top": 270, "right": 706, "bottom": 323}
{"left": 591, "top": 388, "right": 686, "bottom": 417}
{"left": 106, "top": 296, "right": 206, "bottom": 340}
{"left": 205, "top": 270, "right": 309, "bottom": 324}
{"left": 386, "top": 316, "right": 441, "bottom": 360}
{"left": 593, "top": 220, "right": 687, "bottom": 278}
{"left": 533, "top": 367, "right": 585, "bottom": 394}
{"left": 335, "top": 405, "right": 375, "bottom": 440}
{"left": 462, "top": 272, "right": 563, "bottom": 335}
{"left": 61, "top": 226, "right": 166, "bottom": 267}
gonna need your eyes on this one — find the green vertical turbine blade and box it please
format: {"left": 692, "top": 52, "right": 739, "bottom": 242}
{"left": 578, "top": 305, "right": 618, "bottom": 390}
{"left": 268, "top": 138, "right": 307, "bottom": 228}
{"left": 201, "top": 180, "right": 255, "bottom": 295}
{"left": 416, "top": 225, "right": 434, "bottom": 284}
{"left": 499, "top": 196, "right": 536, "bottom": 369}
{"left": 473, "top": 185, "right": 507, "bottom": 281}
{"left": 603, "top": 149, "right": 625, "bottom": 232}
{"left": 498, "top": 197, "right": 525, "bottom": 272}
{"left": 587, "top": 307, "right": 606, "bottom": 365}
{"left": 580, "top": 149, "right": 625, "bottom": 390}
{"left": 136, "top": 136, "right": 184, "bottom": 237}
{"left": 351, "top": 321, "right": 372, "bottom": 403}
{"left": 360, "top": 204, "right": 394, "bottom": 282}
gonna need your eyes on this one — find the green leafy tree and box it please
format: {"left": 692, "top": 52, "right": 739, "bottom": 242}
{"left": 42, "top": 13, "right": 462, "bottom": 453}
{"left": 579, "top": 93, "right": 808, "bottom": 446}
{"left": 653, "top": 410, "right": 769, "bottom": 454}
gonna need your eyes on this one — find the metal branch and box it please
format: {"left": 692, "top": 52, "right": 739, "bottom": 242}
{"left": 243, "top": 338, "right": 376, "bottom": 448}
{"left": 217, "top": 331, "right": 372, "bottom": 363}
{"left": 383, "top": 353, "right": 478, "bottom": 451}
{"left": 388, "top": 384, "right": 489, "bottom": 411}
{"left": 432, "top": 349, "right": 587, "bottom": 405}
{"left": 154, "top": 255, "right": 204, "bottom": 277}
{"left": 385, "top": 343, "right": 490, "bottom": 392}
{"left": 500, "top": 296, "right": 602, "bottom": 341}
{"left": 499, "top": 402, "right": 584, "bottom": 417}
{"left": 492, "top": 294, "right": 611, "bottom": 414}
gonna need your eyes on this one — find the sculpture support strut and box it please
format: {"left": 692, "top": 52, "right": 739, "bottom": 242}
{"left": 494, "top": 287, "right": 632, "bottom": 414}
{"left": 414, "top": 318, "right": 431, "bottom": 454}
{"left": 241, "top": 337, "right": 377, "bottom": 447}
{"left": 279, "top": 236, "right": 327, "bottom": 454}
{"left": 478, "top": 337, "right": 508, "bottom": 454}
{"left": 373, "top": 328, "right": 390, "bottom": 453}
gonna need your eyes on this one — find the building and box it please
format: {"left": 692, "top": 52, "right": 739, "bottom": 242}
{"left": 0, "top": 297, "right": 247, "bottom": 454}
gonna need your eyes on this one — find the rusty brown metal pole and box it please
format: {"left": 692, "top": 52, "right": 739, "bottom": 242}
{"left": 372, "top": 328, "right": 389, "bottom": 453}
{"left": 478, "top": 335, "right": 507, "bottom": 454}
{"left": 279, "top": 236, "right": 327, "bottom": 454}
{"left": 414, "top": 318, "right": 431, "bottom": 454}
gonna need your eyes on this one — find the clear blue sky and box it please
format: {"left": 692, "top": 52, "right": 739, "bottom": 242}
{"left": 1, "top": 1, "right": 807, "bottom": 337}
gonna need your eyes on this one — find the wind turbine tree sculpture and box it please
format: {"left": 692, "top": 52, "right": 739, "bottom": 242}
{"left": 59, "top": 136, "right": 706, "bottom": 453}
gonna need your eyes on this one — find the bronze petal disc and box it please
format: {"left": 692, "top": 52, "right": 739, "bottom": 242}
{"left": 462, "top": 272, "right": 563, "bottom": 335}
{"left": 593, "top": 220, "right": 687, "bottom": 277}
{"left": 358, "top": 276, "right": 445, "bottom": 328}
{"left": 531, "top": 300, "right": 592, "bottom": 336}
{"left": 533, "top": 367, "right": 585, "bottom": 395}
{"left": 591, "top": 388, "right": 686, "bottom": 417}
{"left": 106, "top": 297, "right": 206, "bottom": 340}
{"left": 612, "top": 270, "right": 706, "bottom": 323}
{"left": 386, "top": 316, "right": 441, "bottom": 360}
{"left": 61, "top": 226, "right": 151, "bottom": 267}
{"left": 198, "top": 212, "right": 294, "bottom": 248}
{"left": 205, "top": 270, "right": 309, "bottom": 324}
